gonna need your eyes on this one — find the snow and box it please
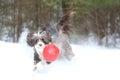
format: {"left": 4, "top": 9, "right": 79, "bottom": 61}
{"left": 0, "top": 41, "right": 120, "bottom": 80}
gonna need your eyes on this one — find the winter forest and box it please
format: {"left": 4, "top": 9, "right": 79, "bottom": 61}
{"left": 0, "top": 0, "right": 120, "bottom": 47}
{"left": 0, "top": 1, "right": 120, "bottom": 80}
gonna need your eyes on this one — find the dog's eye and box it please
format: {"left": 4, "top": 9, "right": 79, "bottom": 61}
{"left": 39, "top": 44, "right": 42, "bottom": 46}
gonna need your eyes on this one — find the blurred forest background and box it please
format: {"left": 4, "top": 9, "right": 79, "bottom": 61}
{"left": 0, "top": 0, "right": 120, "bottom": 47}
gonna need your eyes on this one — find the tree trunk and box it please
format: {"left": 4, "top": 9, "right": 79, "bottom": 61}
{"left": 61, "top": 0, "right": 70, "bottom": 14}
{"left": 35, "top": 0, "right": 39, "bottom": 30}
{"left": 17, "top": 0, "right": 22, "bottom": 42}
{"left": 13, "top": 0, "right": 16, "bottom": 42}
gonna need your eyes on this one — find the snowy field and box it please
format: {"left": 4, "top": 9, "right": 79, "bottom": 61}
{"left": 0, "top": 40, "right": 120, "bottom": 80}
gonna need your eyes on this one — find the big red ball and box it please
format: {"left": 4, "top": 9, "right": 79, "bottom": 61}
{"left": 42, "top": 44, "right": 60, "bottom": 62}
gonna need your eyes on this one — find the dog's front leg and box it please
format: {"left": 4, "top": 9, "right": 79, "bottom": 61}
{"left": 33, "top": 61, "right": 46, "bottom": 72}
{"left": 34, "top": 51, "right": 41, "bottom": 65}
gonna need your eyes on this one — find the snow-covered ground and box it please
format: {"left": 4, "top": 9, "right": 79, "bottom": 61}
{"left": 0, "top": 40, "right": 120, "bottom": 80}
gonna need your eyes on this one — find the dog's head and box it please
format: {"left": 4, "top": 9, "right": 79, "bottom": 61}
{"left": 26, "top": 31, "right": 52, "bottom": 47}
{"left": 27, "top": 31, "right": 52, "bottom": 60}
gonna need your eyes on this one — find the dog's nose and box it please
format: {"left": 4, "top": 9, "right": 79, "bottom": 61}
{"left": 39, "top": 44, "right": 42, "bottom": 47}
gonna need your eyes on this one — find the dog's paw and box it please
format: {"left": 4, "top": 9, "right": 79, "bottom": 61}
{"left": 33, "top": 61, "right": 45, "bottom": 72}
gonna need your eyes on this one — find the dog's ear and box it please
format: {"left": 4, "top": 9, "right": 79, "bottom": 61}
{"left": 57, "top": 11, "right": 75, "bottom": 34}
{"left": 26, "top": 32, "right": 39, "bottom": 47}
{"left": 40, "top": 31, "right": 52, "bottom": 44}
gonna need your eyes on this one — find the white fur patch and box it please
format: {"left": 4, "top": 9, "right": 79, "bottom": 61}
{"left": 34, "top": 39, "right": 45, "bottom": 59}
{"left": 33, "top": 39, "right": 48, "bottom": 72}
{"left": 33, "top": 61, "right": 45, "bottom": 72}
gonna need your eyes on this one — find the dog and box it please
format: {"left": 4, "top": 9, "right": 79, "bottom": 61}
{"left": 26, "top": 30, "right": 52, "bottom": 64}
{"left": 26, "top": 11, "right": 75, "bottom": 71}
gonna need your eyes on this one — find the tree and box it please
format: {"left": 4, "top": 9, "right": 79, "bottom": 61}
{"left": 0, "top": 0, "right": 120, "bottom": 47}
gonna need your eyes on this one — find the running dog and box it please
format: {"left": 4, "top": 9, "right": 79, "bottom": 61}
{"left": 26, "top": 11, "right": 75, "bottom": 71}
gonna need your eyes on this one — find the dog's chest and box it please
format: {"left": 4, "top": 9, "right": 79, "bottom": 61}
{"left": 34, "top": 40, "right": 46, "bottom": 58}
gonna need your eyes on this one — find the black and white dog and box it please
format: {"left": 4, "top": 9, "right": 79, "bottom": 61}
{"left": 26, "top": 11, "right": 75, "bottom": 71}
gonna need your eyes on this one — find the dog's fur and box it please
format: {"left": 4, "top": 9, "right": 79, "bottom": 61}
{"left": 27, "top": 31, "right": 52, "bottom": 64}
{"left": 26, "top": 11, "right": 75, "bottom": 71}
{"left": 52, "top": 11, "right": 74, "bottom": 60}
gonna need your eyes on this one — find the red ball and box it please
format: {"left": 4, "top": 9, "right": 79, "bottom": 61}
{"left": 42, "top": 44, "right": 60, "bottom": 62}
